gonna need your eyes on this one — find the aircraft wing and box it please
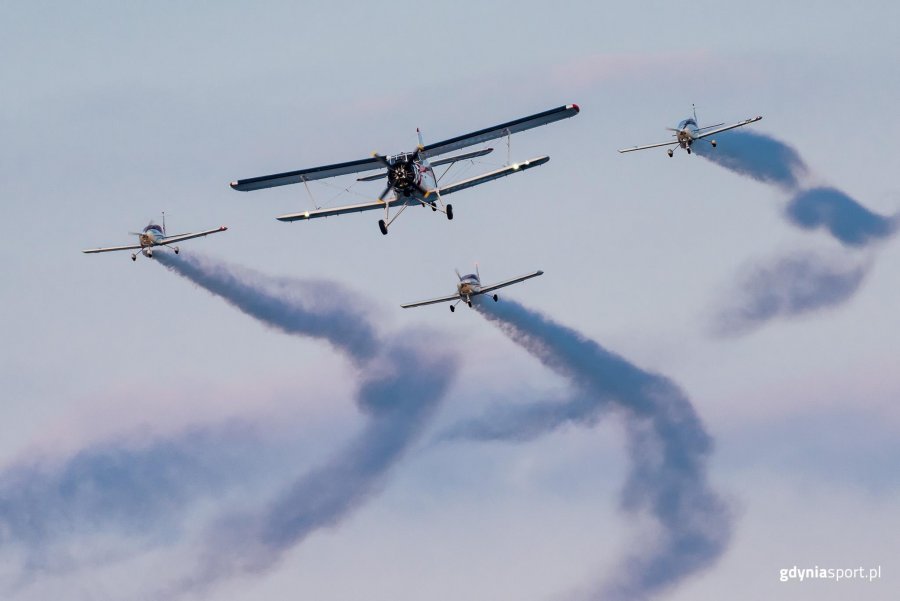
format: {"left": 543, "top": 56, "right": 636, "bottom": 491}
{"left": 231, "top": 157, "right": 383, "bottom": 191}
{"left": 421, "top": 104, "right": 579, "bottom": 159}
{"left": 160, "top": 226, "right": 228, "bottom": 245}
{"left": 618, "top": 139, "right": 680, "bottom": 153}
{"left": 82, "top": 243, "right": 143, "bottom": 254}
{"left": 479, "top": 270, "right": 544, "bottom": 294}
{"left": 277, "top": 198, "right": 408, "bottom": 222}
{"left": 695, "top": 116, "right": 762, "bottom": 139}
{"left": 400, "top": 292, "right": 461, "bottom": 309}
{"left": 436, "top": 156, "right": 549, "bottom": 196}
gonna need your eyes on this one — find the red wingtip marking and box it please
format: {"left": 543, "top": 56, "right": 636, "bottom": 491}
{"left": 571, "top": 103, "right": 580, "bottom": 112}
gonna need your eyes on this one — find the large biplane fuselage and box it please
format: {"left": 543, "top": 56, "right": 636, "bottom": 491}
{"left": 383, "top": 151, "right": 438, "bottom": 201}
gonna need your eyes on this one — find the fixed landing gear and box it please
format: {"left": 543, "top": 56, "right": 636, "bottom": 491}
{"left": 710, "top": 139, "right": 717, "bottom": 148}
{"left": 667, "top": 149, "right": 674, "bottom": 158}
{"left": 450, "top": 305, "right": 455, "bottom": 312}
{"left": 492, "top": 294, "right": 498, "bottom": 302}
{"left": 446, "top": 204, "right": 453, "bottom": 220}
{"left": 131, "top": 253, "right": 137, "bottom": 261}
{"left": 378, "top": 219, "right": 388, "bottom": 235}
{"left": 174, "top": 246, "right": 180, "bottom": 254}
{"left": 467, "top": 300, "right": 472, "bottom": 308}
{"left": 686, "top": 147, "right": 692, "bottom": 155}
{"left": 146, "top": 249, "right": 153, "bottom": 258}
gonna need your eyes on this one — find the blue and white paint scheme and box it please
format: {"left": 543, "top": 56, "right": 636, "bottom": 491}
{"left": 401, "top": 266, "right": 543, "bottom": 312}
{"left": 230, "top": 104, "right": 580, "bottom": 235}
{"left": 619, "top": 105, "right": 762, "bottom": 157}
{"left": 82, "top": 215, "right": 227, "bottom": 261}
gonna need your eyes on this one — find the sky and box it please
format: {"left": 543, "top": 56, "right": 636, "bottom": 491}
{"left": 1, "top": 1, "right": 899, "bottom": 600}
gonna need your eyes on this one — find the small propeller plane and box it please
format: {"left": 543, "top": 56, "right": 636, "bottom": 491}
{"left": 82, "top": 214, "right": 227, "bottom": 261}
{"left": 401, "top": 266, "right": 543, "bottom": 312}
{"left": 230, "top": 104, "right": 580, "bottom": 235}
{"left": 618, "top": 105, "right": 762, "bottom": 157}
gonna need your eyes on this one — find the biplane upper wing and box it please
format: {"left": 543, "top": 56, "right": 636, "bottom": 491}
{"left": 400, "top": 292, "right": 462, "bottom": 309}
{"left": 159, "top": 226, "right": 228, "bottom": 245}
{"left": 421, "top": 104, "right": 579, "bottom": 159}
{"left": 231, "top": 156, "right": 383, "bottom": 191}
{"left": 695, "top": 115, "right": 763, "bottom": 139}
{"left": 436, "top": 156, "right": 549, "bottom": 196}
{"left": 479, "top": 270, "right": 544, "bottom": 294}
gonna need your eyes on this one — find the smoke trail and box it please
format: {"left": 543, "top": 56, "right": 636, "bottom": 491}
{"left": 692, "top": 129, "right": 807, "bottom": 190}
{"left": 452, "top": 299, "right": 729, "bottom": 601}
{"left": 694, "top": 129, "right": 896, "bottom": 333}
{"left": 786, "top": 186, "right": 897, "bottom": 246}
{"left": 154, "top": 252, "right": 459, "bottom": 592}
{"left": 714, "top": 252, "right": 870, "bottom": 336}
{"left": 0, "top": 421, "right": 267, "bottom": 566}
{"left": 0, "top": 252, "right": 457, "bottom": 597}
{"left": 155, "top": 251, "right": 378, "bottom": 363}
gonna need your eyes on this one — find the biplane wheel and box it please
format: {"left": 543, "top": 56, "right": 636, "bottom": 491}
{"left": 493, "top": 294, "right": 498, "bottom": 302}
{"left": 450, "top": 305, "right": 455, "bottom": 312}
{"left": 431, "top": 205, "right": 436, "bottom": 211}
{"left": 131, "top": 254, "right": 137, "bottom": 261}
{"left": 667, "top": 149, "right": 674, "bottom": 157}
{"left": 378, "top": 220, "right": 388, "bottom": 235}
{"left": 446, "top": 204, "right": 454, "bottom": 220}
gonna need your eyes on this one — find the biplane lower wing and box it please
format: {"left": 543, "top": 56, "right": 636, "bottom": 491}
{"left": 436, "top": 156, "right": 549, "bottom": 196}
{"left": 277, "top": 198, "right": 409, "bottom": 222}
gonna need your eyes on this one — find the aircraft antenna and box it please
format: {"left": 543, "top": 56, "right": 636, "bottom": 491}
{"left": 162, "top": 211, "right": 166, "bottom": 235}
{"left": 692, "top": 103, "right": 698, "bottom": 123}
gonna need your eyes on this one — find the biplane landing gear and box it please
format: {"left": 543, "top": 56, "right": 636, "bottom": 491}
{"left": 450, "top": 305, "right": 455, "bottom": 312}
{"left": 667, "top": 149, "right": 674, "bottom": 158}
{"left": 493, "top": 294, "right": 498, "bottom": 302}
{"left": 378, "top": 219, "right": 388, "bottom": 235}
{"left": 131, "top": 253, "right": 137, "bottom": 261}
{"left": 446, "top": 204, "right": 454, "bottom": 220}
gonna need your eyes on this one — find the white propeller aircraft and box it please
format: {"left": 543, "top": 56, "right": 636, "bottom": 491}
{"left": 230, "top": 104, "right": 580, "bottom": 235}
{"left": 618, "top": 105, "right": 762, "bottom": 157}
{"left": 82, "top": 215, "right": 227, "bottom": 261}
{"left": 401, "top": 266, "right": 543, "bottom": 312}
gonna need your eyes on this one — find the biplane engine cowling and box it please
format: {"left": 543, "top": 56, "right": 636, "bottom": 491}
{"left": 387, "top": 159, "right": 419, "bottom": 194}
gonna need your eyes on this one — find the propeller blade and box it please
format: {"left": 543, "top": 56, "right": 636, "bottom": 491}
{"left": 455, "top": 268, "right": 462, "bottom": 281}
{"left": 378, "top": 184, "right": 392, "bottom": 201}
{"left": 372, "top": 152, "right": 391, "bottom": 166}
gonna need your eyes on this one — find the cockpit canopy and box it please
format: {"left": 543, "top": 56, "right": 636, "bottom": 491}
{"left": 677, "top": 118, "right": 698, "bottom": 131}
{"left": 143, "top": 223, "right": 163, "bottom": 234}
{"left": 461, "top": 273, "right": 479, "bottom": 282}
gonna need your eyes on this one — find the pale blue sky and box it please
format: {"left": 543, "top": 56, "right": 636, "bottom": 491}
{"left": 1, "top": 2, "right": 899, "bottom": 600}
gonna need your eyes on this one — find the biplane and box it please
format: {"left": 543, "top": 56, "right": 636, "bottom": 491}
{"left": 230, "top": 104, "right": 579, "bottom": 234}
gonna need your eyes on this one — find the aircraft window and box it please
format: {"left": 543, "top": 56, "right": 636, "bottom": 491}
{"left": 143, "top": 224, "right": 162, "bottom": 233}
{"left": 462, "top": 274, "right": 477, "bottom": 281}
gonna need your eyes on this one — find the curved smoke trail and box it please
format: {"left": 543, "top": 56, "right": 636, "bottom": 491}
{"left": 0, "top": 252, "right": 458, "bottom": 597}
{"left": 693, "top": 130, "right": 897, "bottom": 333}
{"left": 449, "top": 299, "right": 730, "bottom": 601}
{"left": 152, "top": 251, "right": 459, "bottom": 592}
